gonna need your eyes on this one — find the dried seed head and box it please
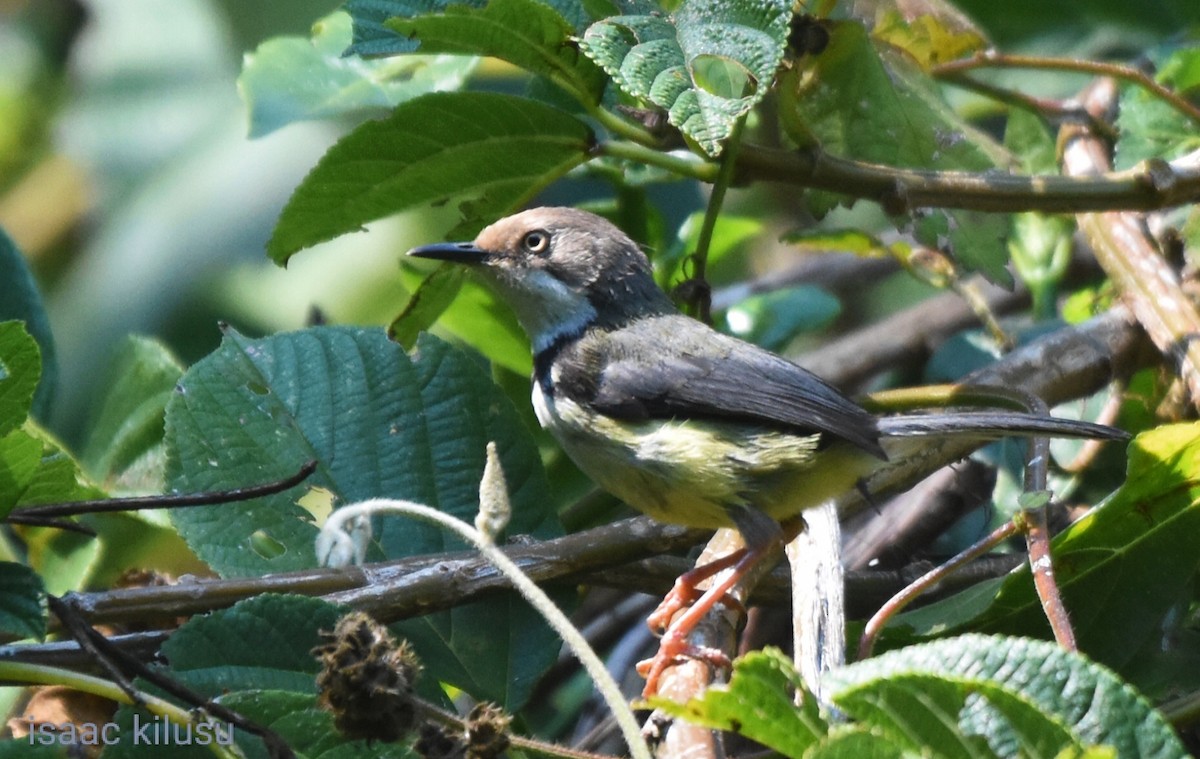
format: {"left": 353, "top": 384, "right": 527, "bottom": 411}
{"left": 312, "top": 611, "right": 422, "bottom": 742}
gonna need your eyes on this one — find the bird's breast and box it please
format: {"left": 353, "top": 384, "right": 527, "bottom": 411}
{"left": 531, "top": 381, "right": 855, "bottom": 529}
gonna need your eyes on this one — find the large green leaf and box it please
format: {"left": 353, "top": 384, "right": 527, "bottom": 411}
{"left": 781, "top": 21, "right": 1014, "bottom": 283}
{"left": 0, "top": 322, "right": 39, "bottom": 440}
{"left": 106, "top": 595, "right": 348, "bottom": 758}
{"left": 580, "top": 0, "right": 791, "bottom": 156}
{"left": 217, "top": 690, "right": 413, "bottom": 759}
{"left": 894, "top": 424, "right": 1200, "bottom": 675}
{"left": 0, "top": 234, "right": 55, "bottom": 421}
{"left": 828, "top": 635, "right": 1187, "bottom": 759}
{"left": 79, "top": 336, "right": 183, "bottom": 491}
{"left": 386, "top": 0, "right": 604, "bottom": 104}
{"left": 164, "top": 326, "right": 561, "bottom": 706}
{"left": 651, "top": 648, "right": 828, "bottom": 756}
{"left": 267, "top": 92, "right": 594, "bottom": 262}
{"left": 0, "top": 561, "right": 45, "bottom": 641}
{"left": 239, "top": 10, "right": 476, "bottom": 138}
{"left": 344, "top": 0, "right": 593, "bottom": 57}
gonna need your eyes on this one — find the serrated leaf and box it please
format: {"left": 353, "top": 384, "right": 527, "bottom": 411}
{"left": 386, "top": 0, "right": 603, "bottom": 103}
{"left": 1115, "top": 45, "right": 1200, "bottom": 170}
{"left": 652, "top": 648, "right": 827, "bottom": 756}
{"left": 580, "top": 0, "right": 791, "bottom": 156}
{"left": 829, "top": 635, "right": 1187, "bottom": 759}
{"left": 164, "top": 326, "right": 561, "bottom": 707}
{"left": 0, "top": 322, "right": 39, "bottom": 440}
{"left": 897, "top": 424, "right": 1200, "bottom": 674}
{"left": 217, "top": 690, "right": 411, "bottom": 758}
{"left": 0, "top": 234, "right": 55, "bottom": 422}
{"left": 0, "top": 561, "right": 46, "bottom": 640}
{"left": 163, "top": 595, "right": 342, "bottom": 694}
{"left": 79, "top": 336, "right": 183, "bottom": 490}
{"left": 103, "top": 597, "right": 346, "bottom": 758}
{"left": 267, "top": 92, "right": 593, "bottom": 262}
{"left": 805, "top": 726, "right": 908, "bottom": 758}
{"left": 239, "top": 10, "right": 475, "bottom": 138}
{"left": 345, "top": 0, "right": 592, "bottom": 57}
{"left": 781, "top": 21, "right": 1013, "bottom": 283}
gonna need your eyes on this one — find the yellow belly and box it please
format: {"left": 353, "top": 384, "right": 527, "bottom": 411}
{"left": 535, "top": 389, "right": 878, "bottom": 530}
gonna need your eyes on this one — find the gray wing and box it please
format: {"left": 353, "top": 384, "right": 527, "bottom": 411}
{"left": 558, "top": 315, "right": 884, "bottom": 457}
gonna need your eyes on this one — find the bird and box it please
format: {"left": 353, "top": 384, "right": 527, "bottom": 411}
{"left": 408, "top": 206, "right": 1127, "bottom": 695}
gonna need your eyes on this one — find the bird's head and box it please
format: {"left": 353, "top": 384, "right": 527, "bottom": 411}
{"left": 408, "top": 207, "right": 673, "bottom": 350}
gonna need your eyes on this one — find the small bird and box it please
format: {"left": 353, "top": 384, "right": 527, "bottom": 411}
{"left": 409, "top": 207, "right": 1125, "bottom": 694}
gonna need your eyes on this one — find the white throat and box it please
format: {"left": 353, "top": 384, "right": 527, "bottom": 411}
{"left": 496, "top": 268, "right": 598, "bottom": 353}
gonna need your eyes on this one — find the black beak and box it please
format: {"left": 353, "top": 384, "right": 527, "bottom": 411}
{"left": 407, "top": 241, "right": 489, "bottom": 263}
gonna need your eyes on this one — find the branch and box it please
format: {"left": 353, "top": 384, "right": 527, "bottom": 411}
{"left": 735, "top": 143, "right": 1200, "bottom": 213}
{"left": 1061, "top": 79, "right": 1200, "bottom": 407}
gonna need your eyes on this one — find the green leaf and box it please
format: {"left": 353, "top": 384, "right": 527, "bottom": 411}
{"left": 267, "top": 92, "right": 594, "bottom": 263}
{"left": 781, "top": 21, "right": 1013, "bottom": 283}
{"left": 1115, "top": 45, "right": 1200, "bottom": 170}
{"left": 398, "top": 264, "right": 533, "bottom": 376}
{"left": 163, "top": 595, "right": 342, "bottom": 694}
{"left": 0, "top": 561, "right": 45, "bottom": 640}
{"left": 723, "top": 286, "right": 841, "bottom": 352}
{"left": 389, "top": 264, "right": 467, "bottom": 349}
{"left": 344, "top": 0, "right": 592, "bottom": 57}
{"left": 829, "top": 635, "right": 1187, "bottom": 759}
{"left": 0, "top": 321, "right": 39, "bottom": 439}
{"left": 867, "top": 1, "right": 989, "bottom": 68}
{"left": 103, "top": 596, "right": 347, "bottom": 758}
{"left": 1004, "top": 107, "right": 1059, "bottom": 175}
{"left": 164, "top": 326, "right": 561, "bottom": 707}
{"left": 580, "top": 0, "right": 791, "bottom": 156}
{"left": 0, "top": 233, "right": 55, "bottom": 421}
{"left": 902, "top": 424, "right": 1200, "bottom": 673}
{"left": 239, "top": 10, "right": 476, "bottom": 138}
{"left": 217, "top": 690, "right": 413, "bottom": 758}
{"left": 804, "top": 727, "right": 908, "bottom": 759}
{"left": 79, "top": 336, "right": 183, "bottom": 490}
{"left": 0, "top": 426, "right": 99, "bottom": 520}
{"left": 652, "top": 648, "right": 828, "bottom": 756}
{"left": 385, "top": 0, "right": 603, "bottom": 103}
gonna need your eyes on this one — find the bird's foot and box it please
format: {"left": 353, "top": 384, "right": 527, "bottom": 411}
{"left": 646, "top": 549, "right": 749, "bottom": 633}
{"left": 636, "top": 635, "right": 733, "bottom": 698}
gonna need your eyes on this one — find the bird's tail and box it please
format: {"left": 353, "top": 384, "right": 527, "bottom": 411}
{"left": 876, "top": 412, "right": 1128, "bottom": 441}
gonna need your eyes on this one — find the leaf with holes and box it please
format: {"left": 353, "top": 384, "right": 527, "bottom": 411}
{"left": 580, "top": 0, "right": 790, "bottom": 156}
{"left": 164, "top": 326, "right": 561, "bottom": 707}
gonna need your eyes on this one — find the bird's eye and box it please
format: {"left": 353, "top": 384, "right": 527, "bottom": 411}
{"left": 522, "top": 230, "right": 550, "bottom": 254}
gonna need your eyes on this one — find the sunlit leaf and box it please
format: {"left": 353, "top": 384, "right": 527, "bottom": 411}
{"left": 581, "top": 0, "right": 791, "bottom": 156}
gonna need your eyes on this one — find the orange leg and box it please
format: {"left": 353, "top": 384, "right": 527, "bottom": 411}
{"left": 637, "top": 544, "right": 770, "bottom": 697}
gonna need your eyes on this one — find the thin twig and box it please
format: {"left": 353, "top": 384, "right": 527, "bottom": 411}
{"left": 48, "top": 595, "right": 295, "bottom": 758}
{"left": 857, "top": 521, "right": 1019, "bottom": 660}
{"left": 932, "top": 51, "right": 1200, "bottom": 128}
{"left": 11, "top": 460, "right": 318, "bottom": 519}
